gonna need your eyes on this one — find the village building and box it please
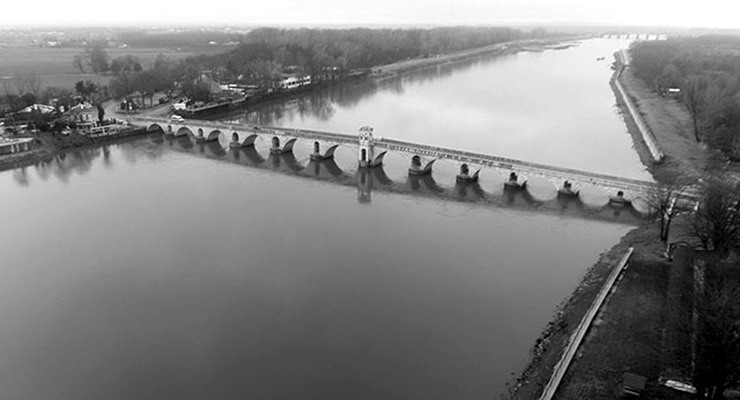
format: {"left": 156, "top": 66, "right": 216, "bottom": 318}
{"left": 0, "top": 137, "right": 33, "bottom": 156}
{"left": 278, "top": 75, "right": 312, "bottom": 90}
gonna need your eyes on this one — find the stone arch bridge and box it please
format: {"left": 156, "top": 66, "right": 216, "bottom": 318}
{"left": 130, "top": 116, "right": 693, "bottom": 201}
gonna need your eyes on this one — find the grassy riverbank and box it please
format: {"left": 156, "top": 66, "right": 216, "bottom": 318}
{"left": 617, "top": 66, "right": 708, "bottom": 182}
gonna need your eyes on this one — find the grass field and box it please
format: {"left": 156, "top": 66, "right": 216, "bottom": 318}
{"left": 0, "top": 45, "right": 230, "bottom": 91}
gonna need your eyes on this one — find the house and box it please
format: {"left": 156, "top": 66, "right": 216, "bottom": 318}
{"left": 18, "top": 104, "right": 55, "bottom": 115}
{"left": 66, "top": 102, "right": 96, "bottom": 122}
{"left": 0, "top": 137, "right": 33, "bottom": 156}
{"left": 278, "top": 75, "right": 311, "bottom": 90}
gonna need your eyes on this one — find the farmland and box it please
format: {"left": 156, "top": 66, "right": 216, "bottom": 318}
{"left": 0, "top": 45, "right": 231, "bottom": 90}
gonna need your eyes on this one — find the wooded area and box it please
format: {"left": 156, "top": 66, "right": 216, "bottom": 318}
{"left": 630, "top": 36, "right": 740, "bottom": 160}
{"left": 194, "top": 27, "right": 525, "bottom": 82}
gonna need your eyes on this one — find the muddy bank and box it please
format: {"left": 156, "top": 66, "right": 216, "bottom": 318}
{"left": 505, "top": 224, "right": 662, "bottom": 399}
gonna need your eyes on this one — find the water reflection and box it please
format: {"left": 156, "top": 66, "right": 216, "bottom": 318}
{"left": 228, "top": 53, "right": 517, "bottom": 129}
{"left": 454, "top": 180, "right": 486, "bottom": 201}
{"left": 357, "top": 168, "right": 373, "bottom": 204}
{"left": 241, "top": 81, "right": 371, "bottom": 127}
{"left": 268, "top": 153, "right": 304, "bottom": 172}
{"left": 215, "top": 38, "right": 650, "bottom": 180}
{"left": 308, "top": 159, "right": 344, "bottom": 178}
{"left": 0, "top": 142, "right": 636, "bottom": 399}
{"left": 5, "top": 135, "right": 648, "bottom": 226}
{"left": 12, "top": 167, "right": 29, "bottom": 186}
{"left": 228, "top": 146, "right": 265, "bottom": 166}
{"left": 407, "top": 174, "right": 444, "bottom": 194}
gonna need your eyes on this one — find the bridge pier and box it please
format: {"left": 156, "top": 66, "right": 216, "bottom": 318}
{"left": 270, "top": 136, "right": 282, "bottom": 154}
{"left": 269, "top": 136, "right": 297, "bottom": 154}
{"left": 309, "top": 142, "right": 340, "bottom": 161}
{"left": 557, "top": 180, "right": 579, "bottom": 198}
{"left": 195, "top": 128, "right": 206, "bottom": 143}
{"left": 456, "top": 163, "right": 480, "bottom": 183}
{"left": 504, "top": 172, "right": 526, "bottom": 190}
{"left": 310, "top": 141, "right": 323, "bottom": 161}
{"left": 230, "top": 132, "right": 256, "bottom": 148}
{"left": 609, "top": 190, "right": 632, "bottom": 207}
{"left": 408, "top": 155, "right": 434, "bottom": 176}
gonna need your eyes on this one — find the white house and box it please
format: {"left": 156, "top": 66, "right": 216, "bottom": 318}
{"left": 279, "top": 75, "right": 311, "bottom": 90}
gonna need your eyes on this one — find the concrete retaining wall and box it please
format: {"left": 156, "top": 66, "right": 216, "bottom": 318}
{"left": 613, "top": 50, "right": 665, "bottom": 163}
{"left": 538, "top": 247, "right": 635, "bottom": 400}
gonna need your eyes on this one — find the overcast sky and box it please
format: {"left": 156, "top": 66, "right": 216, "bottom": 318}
{"left": 3, "top": 0, "right": 738, "bottom": 29}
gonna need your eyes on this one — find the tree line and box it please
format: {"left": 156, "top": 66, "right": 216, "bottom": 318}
{"left": 3, "top": 27, "right": 555, "bottom": 123}
{"left": 59, "top": 26, "right": 541, "bottom": 106}
{"left": 192, "top": 27, "right": 526, "bottom": 85}
{"left": 630, "top": 37, "right": 740, "bottom": 160}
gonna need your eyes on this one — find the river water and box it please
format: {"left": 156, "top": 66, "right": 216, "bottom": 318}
{"left": 0, "top": 38, "right": 639, "bottom": 400}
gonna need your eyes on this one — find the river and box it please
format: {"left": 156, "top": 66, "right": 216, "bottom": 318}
{"left": 0, "top": 38, "right": 639, "bottom": 400}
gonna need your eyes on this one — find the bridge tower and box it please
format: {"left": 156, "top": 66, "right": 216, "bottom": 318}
{"left": 358, "top": 126, "right": 375, "bottom": 168}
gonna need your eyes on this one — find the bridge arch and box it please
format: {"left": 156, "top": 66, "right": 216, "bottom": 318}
{"left": 147, "top": 123, "right": 165, "bottom": 133}
{"left": 423, "top": 159, "right": 436, "bottom": 174}
{"left": 206, "top": 130, "right": 221, "bottom": 141}
{"left": 242, "top": 133, "right": 258, "bottom": 146}
{"left": 283, "top": 138, "right": 298, "bottom": 152}
{"left": 175, "top": 127, "right": 192, "bottom": 137}
{"left": 324, "top": 144, "right": 340, "bottom": 159}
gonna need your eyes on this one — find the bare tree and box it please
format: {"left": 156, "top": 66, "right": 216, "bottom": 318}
{"left": 691, "top": 177, "right": 740, "bottom": 256}
{"left": 643, "top": 178, "right": 691, "bottom": 241}
{"left": 693, "top": 260, "right": 740, "bottom": 399}
{"left": 72, "top": 54, "right": 86, "bottom": 73}
{"left": 683, "top": 75, "right": 709, "bottom": 143}
{"left": 18, "top": 73, "right": 42, "bottom": 98}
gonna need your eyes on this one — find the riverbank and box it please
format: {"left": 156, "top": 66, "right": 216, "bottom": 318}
{"left": 613, "top": 51, "right": 708, "bottom": 183}
{"left": 192, "top": 36, "right": 588, "bottom": 120}
{"left": 371, "top": 36, "right": 589, "bottom": 79}
{"left": 507, "top": 219, "right": 697, "bottom": 400}
{"left": 507, "top": 46, "right": 706, "bottom": 400}
{"left": 0, "top": 127, "right": 147, "bottom": 172}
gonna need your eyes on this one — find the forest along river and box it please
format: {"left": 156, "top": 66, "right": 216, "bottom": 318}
{"left": 0, "top": 38, "right": 641, "bottom": 399}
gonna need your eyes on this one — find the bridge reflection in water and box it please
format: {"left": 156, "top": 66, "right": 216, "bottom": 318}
{"left": 154, "top": 132, "right": 647, "bottom": 225}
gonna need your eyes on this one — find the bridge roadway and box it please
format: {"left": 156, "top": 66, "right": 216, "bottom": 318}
{"left": 129, "top": 116, "right": 669, "bottom": 195}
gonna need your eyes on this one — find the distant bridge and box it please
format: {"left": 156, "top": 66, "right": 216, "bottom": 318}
{"left": 127, "top": 116, "right": 686, "bottom": 201}
{"left": 600, "top": 33, "right": 668, "bottom": 40}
